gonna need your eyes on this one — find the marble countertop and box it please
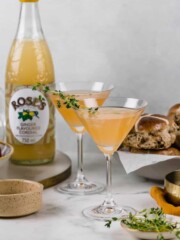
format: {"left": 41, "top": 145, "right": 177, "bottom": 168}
{"left": 0, "top": 152, "right": 162, "bottom": 240}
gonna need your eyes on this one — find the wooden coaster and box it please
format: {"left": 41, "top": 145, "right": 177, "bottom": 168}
{"left": 0, "top": 151, "right": 71, "bottom": 188}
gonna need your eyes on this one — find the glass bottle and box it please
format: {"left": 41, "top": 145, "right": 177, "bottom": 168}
{"left": 5, "top": 0, "right": 55, "bottom": 165}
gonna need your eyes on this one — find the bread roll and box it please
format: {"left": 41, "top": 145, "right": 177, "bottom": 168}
{"left": 168, "top": 104, "right": 180, "bottom": 149}
{"left": 168, "top": 104, "right": 180, "bottom": 124}
{"left": 123, "top": 114, "right": 177, "bottom": 150}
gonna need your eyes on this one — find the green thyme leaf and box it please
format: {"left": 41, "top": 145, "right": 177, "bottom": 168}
{"left": 105, "top": 217, "right": 120, "bottom": 228}
{"left": 57, "top": 100, "right": 61, "bottom": 108}
{"left": 38, "top": 95, "right": 45, "bottom": 101}
{"left": 104, "top": 221, "right": 111, "bottom": 228}
{"left": 176, "top": 231, "right": 180, "bottom": 238}
{"left": 88, "top": 107, "right": 99, "bottom": 114}
{"left": 32, "top": 86, "right": 37, "bottom": 91}
{"left": 157, "top": 234, "right": 164, "bottom": 240}
{"left": 44, "top": 86, "right": 50, "bottom": 93}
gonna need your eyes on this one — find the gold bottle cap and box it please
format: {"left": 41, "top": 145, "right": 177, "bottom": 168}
{"left": 19, "top": 0, "right": 39, "bottom": 2}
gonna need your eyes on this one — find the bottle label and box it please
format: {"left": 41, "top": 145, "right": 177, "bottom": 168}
{"left": 9, "top": 88, "right": 49, "bottom": 144}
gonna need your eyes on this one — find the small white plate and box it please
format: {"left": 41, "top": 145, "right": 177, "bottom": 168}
{"left": 121, "top": 215, "right": 180, "bottom": 240}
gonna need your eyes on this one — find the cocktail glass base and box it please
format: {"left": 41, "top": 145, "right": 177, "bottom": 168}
{"left": 82, "top": 204, "right": 136, "bottom": 221}
{"left": 56, "top": 180, "right": 105, "bottom": 195}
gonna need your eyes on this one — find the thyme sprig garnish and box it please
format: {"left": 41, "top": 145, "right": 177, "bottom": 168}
{"left": 105, "top": 208, "right": 180, "bottom": 240}
{"left": 32, "top": 83, "right": 80, "bottom": 110}
{"left": 32, "top": 83, "right": 99, "bottom": 113}
{"left": 52, "top": 90, "right": 79, "bottom": 110}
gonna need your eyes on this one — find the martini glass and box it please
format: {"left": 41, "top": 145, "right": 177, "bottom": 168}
{"left": 49, "top": 81, "right": 114, "bottom": 195}
{"left": 76, "top": 97, "right": 147, "bottom": 220}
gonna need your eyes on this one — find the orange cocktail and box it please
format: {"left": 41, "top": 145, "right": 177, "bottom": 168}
{"left": 76, "top": 97, "right": 147, "bottom": 220}
{"left": 49, "top": 81, "right": 114, "bottom": 195}
{"left": 49, "top": 90, "right": 109, "bottom": 133}
{"left": 78, "top": 107, "right": 143, "bottom": 155}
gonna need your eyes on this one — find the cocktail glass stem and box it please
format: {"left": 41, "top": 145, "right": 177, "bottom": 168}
{"left": 56, "top": 131, "right": 104, "bottom": 195}
{"left": 82, "top": 153, "right": 121, "bottom": 219}
{"left": 76, "top": 133, "right": 87, "bottom": 182}
{"left": 101, "top": 154, "right": 117, "bottom": 209}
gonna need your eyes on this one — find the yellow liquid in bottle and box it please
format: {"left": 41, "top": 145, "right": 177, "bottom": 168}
{"left": 6, "top": 39, "right": 55, "bottom": 165}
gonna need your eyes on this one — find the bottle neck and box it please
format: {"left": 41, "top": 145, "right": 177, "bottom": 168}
{"left": 16, "top": 2, "right": 44, "bottom": 40}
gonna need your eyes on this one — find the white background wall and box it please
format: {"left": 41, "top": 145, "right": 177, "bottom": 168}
{"left": 0, "top": 0, "right": 180, "bottom": 153}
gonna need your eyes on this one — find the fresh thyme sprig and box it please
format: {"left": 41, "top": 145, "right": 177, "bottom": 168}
{"left": 105, "top": 208, "right": 180, "bottom": 240}
{"left": 32, "top": 83, "right": 80, "bottom": 110}
{"left": 32, "top": 83, "right": 99, "bottom": 113}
